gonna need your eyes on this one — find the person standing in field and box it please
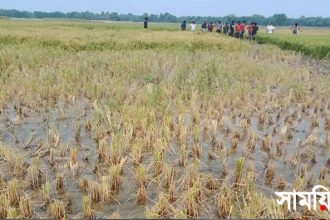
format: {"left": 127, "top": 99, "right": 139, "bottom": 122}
{"left": 216, "top": 21, "right": 223, "bottom": 33}
{"left": 181, "top": 20, "right": 187, "bottom": 31}
{"left": 223, "top": 22, "right": 229, "bottom": 35}
{"left": 201, "top": 21, "right": 207, "bottom": 32}
{"left": 247, "top": 22, "right": 254, "bottom": 40}
{"left": 291, "top": 23, "right": 302, "bottom": 34}
{"left": 190, "top": 21, "right": 197, "bottom": 32}
{"left": 144, "top": 17, "right": 148, "bottom": 29}
{"left": 252, "top": 22, "right": 259, "bottom": 38}
{"left": 229, "top": 21, "right": 235, "bottom": 37}
{"left": 241, "top": 21, "right": 246, "bottom": 39}
{"left": 266, "top": 22, "right": 275, "bottom": 34}
{"left": 235, "top": 21, "right": 244, "bottom": 39}
{"left": 208, "top": 22, "right": 214, "bottom": 32}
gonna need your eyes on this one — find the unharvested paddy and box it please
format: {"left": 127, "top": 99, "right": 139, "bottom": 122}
{"left": 0, "top": 20, "right": 330, "bottom": 219}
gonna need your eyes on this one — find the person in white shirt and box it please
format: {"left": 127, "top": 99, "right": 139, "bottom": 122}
{"left": 190, "top": 21, "right": 197, "bottom": 32}
{"left": 266, "top": 23, "right": 275, "bottom": 34}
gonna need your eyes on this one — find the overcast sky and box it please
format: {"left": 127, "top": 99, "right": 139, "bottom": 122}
{"left": 1, "top": 0, "right": 329, "bottom": 18}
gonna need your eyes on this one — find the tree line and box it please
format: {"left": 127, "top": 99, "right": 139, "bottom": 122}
{"left": 1, "top": 9, "right": 330, "bottom": 27}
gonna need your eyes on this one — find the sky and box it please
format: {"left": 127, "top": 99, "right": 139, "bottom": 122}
{"left": 1, "top": 0, "right": 329, "bottom": 18}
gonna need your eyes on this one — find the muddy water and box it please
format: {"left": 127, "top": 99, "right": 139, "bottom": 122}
{"left": 0, "top": 96, "right": 329, "bottom": 218}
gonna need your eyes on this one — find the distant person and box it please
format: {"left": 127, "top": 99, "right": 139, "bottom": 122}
{"left": 223, "top": 23, "right": 229, "bottom": 35}
{"left": 181, "top": 20, "right": 187, "bottom": 31}
{"left": 242, "top": 20, "right": 246, "bottom": 38}
{"left": 266, "top": 22, "right": 275, "bottom": 34}
{"left": 235, "top": 21, "right": 244, "bottom": 39}
{"left": 144, "top": 17, "right": 148, "bottom": 29}
{"left": 201, "top": 21, "right": 207, "bottom": 32}
{"left": 291, "top": 23, "right": 302, "bottom": 34}
{"left": 247, "top": 22, "right": 254, "bottom": 40}
{"left": 234, "top": 21, "right": 240, "bottom": 38}
{"left": 216, "top": 21, "right": 223, "bottom": 33}
{"left": 190, "top": 21, "right": 197, "bottom": 32}
{"left": 229, "top": 21, "right": 235, "bottom": 37}
{"left": 208, "top": 22, "right": 214, "bottom": 32}
{"left": 252, "top": 22, "right": 259, "bottom": 38}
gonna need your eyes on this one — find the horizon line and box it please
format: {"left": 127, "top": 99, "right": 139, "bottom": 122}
{"left": 1, "top": 8, "right": 329, "bottom": 19}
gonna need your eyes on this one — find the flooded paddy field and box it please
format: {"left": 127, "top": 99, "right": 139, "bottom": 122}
{"left": 0, "top": 20, "right": 330, "bottom": 219}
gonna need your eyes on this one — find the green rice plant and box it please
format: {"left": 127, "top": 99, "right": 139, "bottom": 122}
{"left": 235, "top": 157, "right": 245, "bottom": 188}
{"left": 109, "top": 134, "right": 122, "bottom": 165}
{"left": 135, "top": 164, "right": 147, "bottom": 188}
{"left": 256, "top": 34, "right": 330, "bottom": 60}
{"left": 83, "top": 196, "right": 94, "bottom": 219}
{"left": 7, "top": 207, "right": 17, "bottom": 219}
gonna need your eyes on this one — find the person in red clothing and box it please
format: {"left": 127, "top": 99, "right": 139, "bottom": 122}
{"left": 241, "top": 20, "right": 246, "bottom": 39}
{"left": 247, "top": 22, "right": 254, "bottom": 40}
{"left": 235, "top": 21, "right": 244, "bottom": 39}
{"left": 235, "top": 21, "right": 239, "bottom": 38}
{"left": 208, "top": 22, "right": 214, "bottom": 32}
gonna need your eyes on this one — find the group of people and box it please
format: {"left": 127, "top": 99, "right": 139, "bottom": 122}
{"left": 266, "top": 22, "right": 302, "bottom": 34}
{"left": 181, "top": 20, "right": 260, "bottom": 40}
{"left": 144, "top": 17, "right": 302, "bottom": 36}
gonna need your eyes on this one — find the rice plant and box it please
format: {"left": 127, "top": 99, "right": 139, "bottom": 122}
{"left": 7, "top": 207, "right": 17, "bottom": 219}
{"left": 82, "top": 196, "right": 94, "bottom": 219}
{"left": 19, "top": 196, "right": 31, "bottom": 218}
{"left": 0, "top": 194, "right": 9, "bottom": 218}
{"left": 7, "top": 179, "right": 20, "bottom": 207}
{"left": 50, "top": 200, "right": 65, "bottom": 220}
{"left": 41, "top": 178, "right": 51, "bottom": 204}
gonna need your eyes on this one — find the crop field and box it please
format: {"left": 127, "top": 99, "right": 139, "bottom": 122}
{"left": 257, "top": 27, "right": 330, "bottom": 59}
{"left": 0, "top": 20, "right": 330, "bottom": 219}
